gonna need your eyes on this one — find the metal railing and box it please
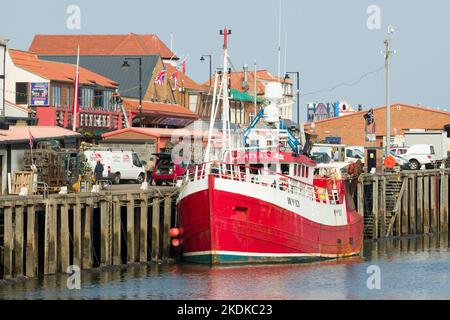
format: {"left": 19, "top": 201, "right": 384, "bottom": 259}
{"left": 183, "top": 162, "right": 343, "bottom": 205}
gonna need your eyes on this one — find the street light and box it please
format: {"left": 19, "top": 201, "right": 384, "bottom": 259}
{"left": 200, "top": 55, "right": 212, "bottom": 88}
{"left": 285, "top": 71, "right": 300, "bottom": 129}
{"left": 122, "top": 57, "right": 143, "bottom": 127}
{"left": 384, "top": 25, "right": 395, "bottom": 155}
{"left": 0, "top": 38, "right": 9, "bottom": 118}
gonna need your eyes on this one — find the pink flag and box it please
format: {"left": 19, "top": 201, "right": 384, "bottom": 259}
{"left": 182, "top": 60, "right": 186, "bottom": 75}
{"left": 28, "top": 129, "right": 34, "bottom": 149}
{"left": 72, "top": 46, "right": 80, "bottom": 131}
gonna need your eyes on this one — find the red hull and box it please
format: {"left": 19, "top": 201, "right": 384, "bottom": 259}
{"left": 177, "top": 176, "right": 364, "bottom": 264}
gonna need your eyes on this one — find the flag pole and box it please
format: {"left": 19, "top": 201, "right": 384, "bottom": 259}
{"left": 72, "top": 46, "right": 80, "bottom": 132}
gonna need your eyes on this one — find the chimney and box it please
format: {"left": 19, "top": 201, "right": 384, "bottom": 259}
{"left": 242, "top": 64, "right": 249, "bottom": 91}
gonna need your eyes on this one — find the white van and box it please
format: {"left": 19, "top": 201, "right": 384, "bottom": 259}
{"left": 84, "top": 149, "right": 146, "bottom": 184}
{"left": 403, "top": 144, "right": 436, "bottom": 170}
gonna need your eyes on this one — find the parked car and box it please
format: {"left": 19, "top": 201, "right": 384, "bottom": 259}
{"left": 405, "top": 130, "right": 448, "bottom": 166}
{"left": 345, "top": 147, "right": 365, "bottom": 163}
{"left": 403, "top": 144, "right": 436, "bottom": 170}
{"left": 152, "top": 153, "right": 189, "bottom": 186}
{"left": 311, "top": 152, "right": 331, "bottom": 164}
{"left": 391, "top": 147, "right": 408, "bottom": 157}
{"left": 84, "top": 149, "right": 146, "bottom": 184}
{"left": 385, "top": 151, "right": 409, "bottom": 169}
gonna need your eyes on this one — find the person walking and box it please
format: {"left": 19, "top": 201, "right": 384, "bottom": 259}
{"left": 146, "top": 157, "right": 156, "bottom": 185}
{"left": 94, "top": 160, "right": 104, "bottom": 184}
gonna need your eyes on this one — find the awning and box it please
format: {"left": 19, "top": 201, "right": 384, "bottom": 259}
{"left": 230, "top": 89, "right": 264, "bottom": 103}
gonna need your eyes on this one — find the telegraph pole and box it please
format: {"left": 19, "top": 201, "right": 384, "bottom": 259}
{"left": 384, "top": 25, "right": 395, "bottom": 155}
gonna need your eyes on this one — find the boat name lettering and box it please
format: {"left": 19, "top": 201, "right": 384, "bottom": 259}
{"left": 287, "top": 197, "right": 300, "bottom": 208}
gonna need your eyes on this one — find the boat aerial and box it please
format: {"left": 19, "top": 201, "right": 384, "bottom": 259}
{"left": 176, "top": 28, "right": 364, "bottom": 265}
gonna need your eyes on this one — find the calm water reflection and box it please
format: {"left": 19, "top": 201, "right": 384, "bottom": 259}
{"left": 1, "top": 234, "right": 449, "bottom": 300}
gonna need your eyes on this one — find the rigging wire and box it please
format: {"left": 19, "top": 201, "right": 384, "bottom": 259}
{"left": 301, "top": 65, "right": 385, "bottom": 98}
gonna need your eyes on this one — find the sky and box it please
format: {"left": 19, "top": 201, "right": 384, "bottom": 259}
{"left": 1, "top": 0, "right": 450, "bottom": 122}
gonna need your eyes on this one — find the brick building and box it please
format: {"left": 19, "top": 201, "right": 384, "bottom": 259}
{"left": 303, "top": 103, "right": 450, "bottom": 147}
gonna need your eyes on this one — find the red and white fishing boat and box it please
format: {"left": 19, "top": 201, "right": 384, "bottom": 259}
{"left": 176, "top": 29, "right": 363, "bottom": 264}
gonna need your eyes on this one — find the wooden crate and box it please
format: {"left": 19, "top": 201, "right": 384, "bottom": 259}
{"left": 12, "top": 171, "right": 34, "bottom": 195}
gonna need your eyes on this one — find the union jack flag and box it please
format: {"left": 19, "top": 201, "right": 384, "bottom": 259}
{"left": 155, "top": 66, "right": 166, "bottom": 85}
{"left": 170, "top": 69, "right": 179, "bottom": 89}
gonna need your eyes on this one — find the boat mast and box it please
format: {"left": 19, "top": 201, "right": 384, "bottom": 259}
{"left": 204, "top": 71, "right": 220, "bottom": 164}
{"left": 220, "top": 28, "right": 232, "bottom": 159}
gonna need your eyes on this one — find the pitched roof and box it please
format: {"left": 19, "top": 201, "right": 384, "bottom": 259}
{"left": 303, "top": 103, "right": 450, "bottom": 128}
{"left": 0, "top": 125, "right": 80, "bottom": 144}
{"left": 164, "top": 64, "right": 206, "bottom": 92}
{"left": 9, "top": 49, "right": 118, "bottom": 88}
{"left": 39, "top": 55, "right": 159, "bottom": 99}
{"left": 102, "top": 127, "right": 217, "bottom": 139}
{"left": 29, "top": 33, "right": 176, "bottom": 59}
{"left": 122, "top": 98, "right": 198, "bottom": 119}
{"left": 203, "top": 70, "right": 288, "bottom": 95}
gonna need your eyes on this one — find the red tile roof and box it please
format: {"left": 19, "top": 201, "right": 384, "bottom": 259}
{"left": 103, "top": 127, "right": 217, "bottom": 139}
{"left": 203, "top": 70, "right": 288, "bottom": 95}
{"left": 29, "top": 33, "right": 176, "bottom": 59}
{"left": 122, "top": 98, "right": 198, "bottom": 119}
{"left": 164, "top": 64, "right": 206, "bottom": 92}
{"left": 0, "top": 126, "right": 80, "bottom": 144}
{"left": 9, "top": 49, "right": 118, "bottom": 88}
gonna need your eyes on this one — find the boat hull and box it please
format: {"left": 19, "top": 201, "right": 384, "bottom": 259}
{"left": 177, "top": 175, "right": 363, "bottom": 265}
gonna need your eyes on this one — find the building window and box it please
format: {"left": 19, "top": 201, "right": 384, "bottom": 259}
{"left": 52, "top": 84, "right": 61, "bottom": 107}
{"left": 189, "top": 95, "right": 198, "bottom": 113}
{"left": 94, "top": 89, "right": 103, "bottom": 109}
{"left": 16, "top": 82, "right": 28, "bottom": 104}
{"left": 66, "top": 88, "right": 71, "bottom": 107}
{"left": 81, "top": 87, "right": 94, "bottom": 109}
{"left": 103, "top": 90, "right": 113, "bottom": 110}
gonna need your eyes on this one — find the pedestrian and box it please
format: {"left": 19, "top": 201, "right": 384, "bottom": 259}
{"left": 146, "top": 157, "right": 156, "bottom": 185}
{"left": 94, "top": 160, "right": 104, "bottom": 183}
{"left": 333, "top": 149, "right": 340, "bottom": 162}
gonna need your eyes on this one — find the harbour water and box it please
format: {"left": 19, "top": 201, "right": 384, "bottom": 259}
{"left": 1, "top": 234, "right": 449, "bottom": 300}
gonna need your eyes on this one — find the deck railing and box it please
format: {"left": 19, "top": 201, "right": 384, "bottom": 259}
{"left": 183, "top": 162, "right": 343, "bottom": 206}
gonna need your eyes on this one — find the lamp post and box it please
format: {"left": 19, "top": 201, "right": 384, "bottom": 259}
{"left": 384, "top": 25, "right": 395, "bottom": 155}
{"left": 0, "top": 38, "right": 9, "bottom": 118}
{"left": 122, "top": 57, "right": 143, "bottom": 127}
{"left": 284, "top": 71, "right": 300, "bottom": 128}
{"left": 200, "top": 55, "right": 212, "bottom": 88}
